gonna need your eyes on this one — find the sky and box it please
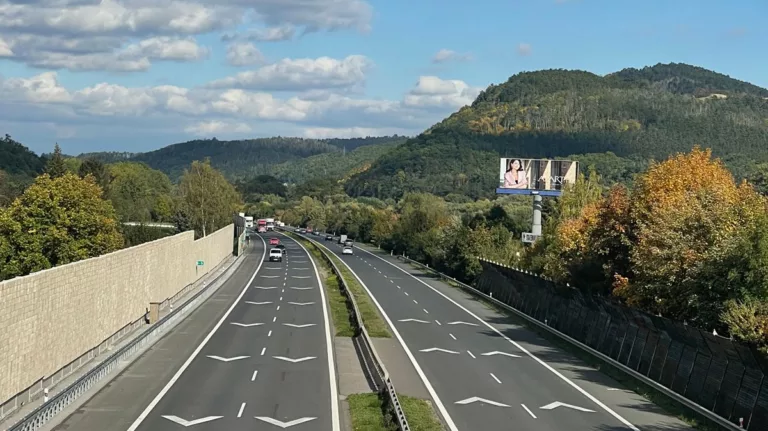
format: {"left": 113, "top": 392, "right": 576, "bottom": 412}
{"left": 0, "top": 0, "right": 766, "bottom": 155}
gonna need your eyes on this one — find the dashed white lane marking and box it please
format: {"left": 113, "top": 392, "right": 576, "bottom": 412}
{"left": 490, "top": 373, "right": 502, "bottom": 384}
{"left": 276, "top": 305, "right": 281, "bottom": 311}
{"left": 449, "top": 333, "right": 456, "bottom": 340}
{"left": 435, "top": 320, "right": 441, "bottom": 325}
{"left": 522, "top": 404, "right": 537, "bottom": 419}
{"left": 404, "top": 292, "right": 409, "bottom": 296}
{"left": 260, "top": 347, "right": 266, "bottom": 356}
{"left": 413, "top": 299, "right": 418, "bottom": 304}
{"left": 272, "top": 316, "right": 276, "bottom": 322}
{"left": 467, "top": 351, "right": 476, "bottom": 359}
{"left": 251, "top": 370, "right": 258, "bottom": 381}
{"left": 423, "top": 308, "right": 429, "bottom": 314}
{"left": 268, "top": 330, "right": 272, "bottom": 337}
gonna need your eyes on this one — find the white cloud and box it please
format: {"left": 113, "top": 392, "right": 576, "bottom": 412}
{"left": 517, "top": 43, "right": 532, "bottom": 56}
{"left": 432, "top": 49, "right": 472, "bottom": 64}
{"left": 209, "top": 55, "right": 372, "bottom": 91}
{"left": 403, "top": 76, "right": 482, "bottom": 109}
{"left": 0, "top": 0, "right": 372, "bottom": 71}
{"left": 185, "top": 120, "right": 252, "bottom": 135}
{"left": 222, "top": 25, "right": 295, "bottom": 42}
{"left": 0, "top": 71, "right": 481, "bottom": 152}
{"left": 226, "top": 42, "right": 266, "bottom": 66}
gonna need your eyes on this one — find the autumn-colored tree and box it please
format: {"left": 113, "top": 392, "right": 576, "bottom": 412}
{"left": 613, "top": 147, "right": 766, "bottom": 327}
{"left": 0, "top": 173, "right": 124, "bottom": 280}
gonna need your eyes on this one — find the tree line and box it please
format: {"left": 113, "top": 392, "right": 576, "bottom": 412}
{"left": 272, "top": 147, "right": 768, "bottom": 354}
{"left": 0, "top": 143, "right": 242, "bottom": 282}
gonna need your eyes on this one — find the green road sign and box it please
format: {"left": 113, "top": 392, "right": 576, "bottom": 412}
{"left": 197, "top": 260, "right": 204, "bottom": 266}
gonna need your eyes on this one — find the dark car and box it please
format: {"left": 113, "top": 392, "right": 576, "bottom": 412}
{"left": 325, "top": 235, "right": 333, "bottom": 241}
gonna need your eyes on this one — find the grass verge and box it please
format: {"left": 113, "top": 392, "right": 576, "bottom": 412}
{"left": 398, "top": 395, "right": 444, "bottom": 431}
{"left": 288, "top": 233, "right": 354, "bottom": 337}
{"left": 406, "top": 260, "right": 726, "bottom": 431}
{"left": 347, "top": 393, "right": 396, "bottom": 431}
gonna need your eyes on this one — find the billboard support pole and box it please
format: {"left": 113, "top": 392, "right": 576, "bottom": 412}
{"left": 532, "top": 194, "right": 543, "bottom": 236}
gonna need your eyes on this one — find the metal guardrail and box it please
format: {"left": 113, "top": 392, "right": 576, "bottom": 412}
{"left": 284, "top": 229, "right": 410, "bottom": 431}
{"left": 394, "top": 253, "right": 749, "bottom": 431}
{"left": 3, "top": 253, "right": 244, "bottom": 431}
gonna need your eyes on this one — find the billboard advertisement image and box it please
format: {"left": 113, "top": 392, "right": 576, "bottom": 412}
{"left": 498, "top": 158, "right": 579, "bottom": 196}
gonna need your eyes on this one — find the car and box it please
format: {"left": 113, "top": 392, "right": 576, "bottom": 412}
{"left": 294, "top": 228, "right": 301, "bottom": 232}
{"left": 342, "top": 246, "right": 353, "bottom": 255}
{"left": 344, "top": 240, "right": 353, "bottom": 247}
{"left": 325, "top": 235, "right": 333, "bottom": 241}
{"left": 269, "top": 248, "right": 283, "bottom": 262}
{"left": 258, "top": 226, "right": 267, "bottom": 233}
{"left": 269, "top": 237, "right": 280, "bottom": 246}
{"left": 275, "top": 244, "right": 286, "bottom": 254}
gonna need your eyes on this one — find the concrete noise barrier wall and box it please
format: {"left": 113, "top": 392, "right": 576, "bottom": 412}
{"left": 0, "top": 224, "right": 234, "bottom": 405}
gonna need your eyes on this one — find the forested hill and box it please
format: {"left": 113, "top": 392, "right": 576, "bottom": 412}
{"left": 0, "top": 134, "right": 45, "bottom": 177}
{"left": 345, "top": 62, "right": 768, "bottom": 199}
{"left": 76, "top": 136, "right": 406, "bottom": 182}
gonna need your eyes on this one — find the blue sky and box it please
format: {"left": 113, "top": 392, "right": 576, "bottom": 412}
{"left": 0, "top": 0, "right": 765, "bottom": 155}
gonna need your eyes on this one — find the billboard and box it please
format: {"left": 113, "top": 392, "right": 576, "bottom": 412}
{"left": 497, "top": 158, "right": 579, "bottom": 196}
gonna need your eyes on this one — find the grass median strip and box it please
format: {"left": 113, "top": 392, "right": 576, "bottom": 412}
{"left": 398, "top": 395, "right": 444, "bottom": 431}
{"left": 347, "top": 393, "right": 444, "bottom": 431}
{"left": 290, "top": 233, "right": 354, "bottom": 337}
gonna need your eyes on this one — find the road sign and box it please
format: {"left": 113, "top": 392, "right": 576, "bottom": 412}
{"left": 197, "top": 260, "right": 204, "bottom": 266}
{"left": 521, "top": 232, "right": 541, "bottom": 243}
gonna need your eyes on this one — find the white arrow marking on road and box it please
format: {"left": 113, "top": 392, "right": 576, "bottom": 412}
{"left": 454, "top": 397, "right": 510, "bottom": 407}
{"left": 398, "top": 318, "right": 430, "bottom": 323}
{"left": 420, "top": 347, "right": 460, "bottom": 354}
{"left": 245, "top": 301, "right": 272, "bottom": 305}
{"left": 230, "top": 322, "right": 264, "bottom": 327}
{"left": 283, "top": 323, "right": 317, "bottom": 328}
{"left": 254, "top": 286, "right": 278, "bottom": 290}
{"left": 206, "top": 355, "right": 249, "bottom": 362}
{"left": 289, "top": 286, "right": 313, "bottom": 290}
{"left": 162, "top": 415, "right": 223, "bottom": 427}
{"left": 291, "top": 276, "right": 311, "bottom": 279}
{"left": 447, "top": 321, "right": 479, "bottom": 326}
{"left": 254, "top": 417, "right": 317, "bottom": 428}
{"left": 287, "top": 301, "right": 315, "bottom": 306}
{"left": 481, "top": 351, "right": 521, "bottom": 358}
{"left": 539, "top": 402, "right": 595, "bottom": 412}
{"left": 273, "top": 356, "right": 316, "bottom": 363}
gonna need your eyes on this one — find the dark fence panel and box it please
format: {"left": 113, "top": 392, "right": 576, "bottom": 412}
{"left": 475, "top": 260, "right": 768, "bottom": 430}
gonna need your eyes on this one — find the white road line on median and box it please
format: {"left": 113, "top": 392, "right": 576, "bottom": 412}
{"left": 467, "top": 350, "right": 476, "bottom": 358}
{"left": 238, "top": 402, "right": 246, "bottom": 418}
{"left": 251, "top": 370, "right": 258, "bottom": 381}
{"left": 308, "top": 240, "right": 459, "bottom": 431}
{"left": 522, "top": 404, "right": 537, "bottom": 419}
{"left": 279, "top": 232, "right": 341, "bottom": 431}
{"left": 490, "top": 373, "right": 501, "bottom": 384}
{"left": 449, "top": 333, "right": 456, "bottom": 340}
{"left": 357, "top": 246, "right": 640, "bottom": 431}
{"left": 126, "top": 235, "right": 267, "bottom": 431}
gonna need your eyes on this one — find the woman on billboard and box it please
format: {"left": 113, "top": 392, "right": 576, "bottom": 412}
{"left": 503, "top": 159, "right": 528, "bottom": 189}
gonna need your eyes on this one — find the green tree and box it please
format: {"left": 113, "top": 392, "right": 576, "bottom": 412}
{"left": 45, "top": 143, "right": 67, "bottom": 179}
{"left": 79, "top": 157, "right": 111, "bottom": 192}
{"left": 0, "top": 173, "right": 124, "bottom": 280}
{"left": 107, "top": 162, "right": 173, "bottom": 222}
{"left": 177, "top": 159, "right": 242, "bottom": 237}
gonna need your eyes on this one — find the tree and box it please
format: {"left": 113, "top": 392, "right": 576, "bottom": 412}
{"left": 177, "top": 159, "right": 242, "bottom": 237}
{"left": 107, "top": 162, "right": 173, "bottom": 222}
{"left": 0, "top": 173, "right": 124, "bottom": 280}
{"left": 45, "top": 143, "right": 67, "bottom": 179}
{"left": 79, "top": 157, "right": 111, "bottom": 192}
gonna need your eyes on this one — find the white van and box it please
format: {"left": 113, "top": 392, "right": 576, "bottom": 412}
{"left": 269, "top": 248, "right": 283, "bottom": 262}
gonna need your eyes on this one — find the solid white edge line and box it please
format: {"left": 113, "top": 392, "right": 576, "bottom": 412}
{"left": 308, "top": 237, "right": 459, "bottom": 431}
{"left": 358, "top": 246, "right": 641, "bottom": 431}
{"left": 126, "top": 234, "right": 267, "bottom": 431}
{"left": 281, "top": 232, "right": 341, "bottom": 431}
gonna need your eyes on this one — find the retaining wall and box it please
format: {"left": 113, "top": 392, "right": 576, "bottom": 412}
{"left": 0, "top": 224, "right": 234, "bottom": 404}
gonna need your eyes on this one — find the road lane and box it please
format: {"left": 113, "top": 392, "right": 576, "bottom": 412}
{"left": 310, "top": 234, "right": 639, "bottom": 431}
{"left": 127, "top": 232, "right": 339, "bottom": 431}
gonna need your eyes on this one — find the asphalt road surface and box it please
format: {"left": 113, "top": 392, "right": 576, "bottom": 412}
{"left": 53, "top": 232, "right": 340, "bottom": 431}
{"left": 307, "top": 232, "right": 689, "bottom": 431}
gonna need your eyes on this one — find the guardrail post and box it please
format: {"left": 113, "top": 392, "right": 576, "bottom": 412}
{"left": 148, "top": 302, "right": 160, "bottom": 324}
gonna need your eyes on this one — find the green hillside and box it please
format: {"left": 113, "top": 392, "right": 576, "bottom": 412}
{"left": 269, "top": 138, "right": 405, "bottom": 184}
{"left": 0, "top": 134, "right": 44, "bottom": 177}
{"left": 345, "top": 63, "right": 768, "bottom": 199}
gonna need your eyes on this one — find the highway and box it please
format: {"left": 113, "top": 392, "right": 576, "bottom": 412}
{"left": 51, "top": 232, "right": 339, "bottom": 431}
{"left": 309, "top": 233, "right": 691, "bottom": 431}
